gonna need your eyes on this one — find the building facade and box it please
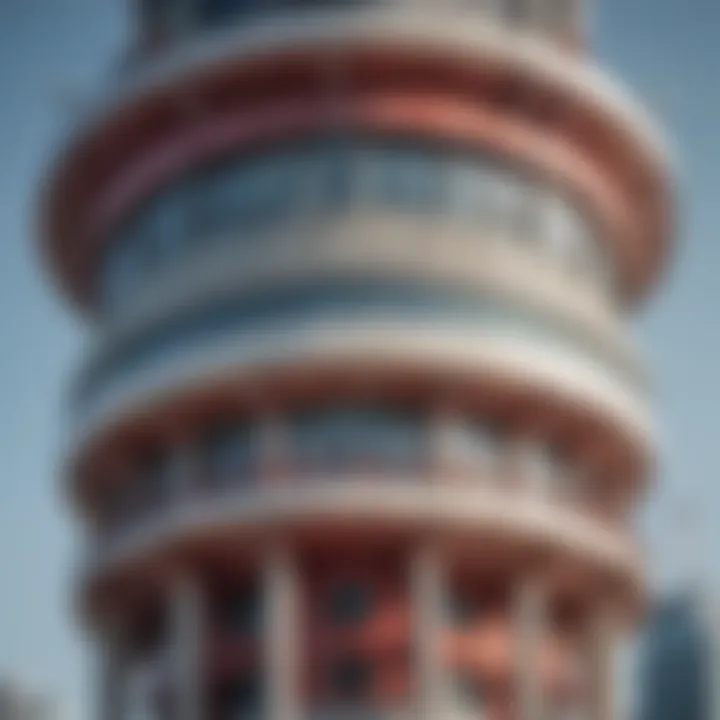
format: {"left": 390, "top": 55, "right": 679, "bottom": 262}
{"left": 639, "top": 593, "right": 719, "bottom": 720}
{"left": 40, "top": 1, "right": 673, "bottom": 718}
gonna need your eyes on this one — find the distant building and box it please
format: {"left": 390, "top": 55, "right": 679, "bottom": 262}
{"left": 0, "top": 680, "right": 51, "bottom": 720}
{"left": 639, "top": 592, "right": 719, "bottom": 720}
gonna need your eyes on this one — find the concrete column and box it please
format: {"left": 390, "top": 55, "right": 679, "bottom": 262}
{"left": 170, "top": 572, "right": 203, "bottom": 720}
{"left": 263, "top": 545, "right": 300, "bottom": 720}
{"left": 515, "top": 575, "right": 547, "bottom": 720}
{"left": 412, "top": 543, "right": 447, "bottom": 719}
{"left": 586, "top": 603, "right": 620, "bottom": 720}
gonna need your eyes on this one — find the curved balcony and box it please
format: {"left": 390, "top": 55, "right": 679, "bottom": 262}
{"left": 67, "top": 283, "right": 652, "bottom": 474}
{"left": 96, "top": 210, "right": 633, "bottom": 364}
{"left": 43, "top": 3, "right": 672, "bottom": 309}
{"left": 88, "top": 4, "right": 665, "bottom": 159}
{"left": 83, "top": 396, "right": 641, "bottom": 592}
{"left": 97, "top": 138, "right": 614, "bottom": 315}
{"left": 81, "top": 472, "right": 641, "bottom": 609}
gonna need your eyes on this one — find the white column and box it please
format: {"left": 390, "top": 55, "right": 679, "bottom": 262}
{"left": 263, "top": 545, "right": 300, "bottom": 720}
{"left": 170, "top": 572, "right": 202, "bottom": 720}
{"left": 586, "top": 603, "right": 620, "bottom": 720}
{"left": 412, "top": 543, "right": 447, "bottom": 719}
{"left": 515, "top": 575, "right": 547, "bottom": 720}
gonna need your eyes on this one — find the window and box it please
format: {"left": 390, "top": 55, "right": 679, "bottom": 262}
{"left": 110, "top": 476, "right": 144, "bottom": 529}
{"left": 141, "top": 452, "right": 175, "bottom": 513}
{"left": 152, "top": 187, "right": 191, "bottom": 263}
{"left": 232, "top": 154, "right": 299, "bottom": 230}
{"left": 216, "top": 672, "right": 263, "bottom": 720}
{"left": 219, "top": 590, "right": 262, "bottom": 638}
{"left": 446, "top": 591, "right": 479, "bottom": 628}
{"left": 544, "top": 195, "right": 600, "bottom": 281}
{"left": 328, "top": 582, "right": 375, "bottom": 627}
{"left": 317, "top": 142, "right": 355, "bottom": 210}
{"left": 360, "top": 146, "right": 444, "bottom": 211}
{"left": 448, "top": 161, "right": 494, "bottom": 224}
{"left": 101, "top": 140, "right": 606, "bottom": 312}
{"left": 442, "top": 418, "right": 503, "bottom": 473}
{"left": 485, "top": 168, "right": 526, "bottom": 237}
{"left": 102, "top": 239, "right": 143, "bottom": 309}
{"left": 331, "top": 656, "right": 374, "bottom": 701}
{"left": 143, "top": 0, "right": 192, "bottom": 44}
{"left": 289, "top": 405, "right": 427, "bottom": 473}
{"left": 197, "top": 0, "right": 256, "bottom": 27}
{"left": 203, "top": 422, "right": 256, "bottom": 486}
{"left": 186, "top": 169, "right": 232, "bottom": 240}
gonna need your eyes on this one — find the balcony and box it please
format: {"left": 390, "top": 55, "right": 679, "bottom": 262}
{"left": 83, "top": 416, "right": 641, "bottom": 591}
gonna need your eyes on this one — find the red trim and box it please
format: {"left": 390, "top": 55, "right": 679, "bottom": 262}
{"left": 42, "top": 46, "right": 671, "bottom": 306}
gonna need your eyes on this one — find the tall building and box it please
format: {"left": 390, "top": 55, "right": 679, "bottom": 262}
{"left": 40, "top": 1, "right": 673, "bottom": 718}
{"left": 639, "top": 592, "right": 720, "bottom": 720}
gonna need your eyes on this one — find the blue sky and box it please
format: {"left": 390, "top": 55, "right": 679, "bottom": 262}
{"left": 0, "top": 1, "right": 717, "bottom": 717}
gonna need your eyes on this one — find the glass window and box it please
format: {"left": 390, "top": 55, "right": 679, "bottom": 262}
{"left": 545, "top": 197, "right": 588, "bottom": 271}
{"left": 101, "top": 141, "right": 605, "bottom": 311}
{"left": 515, "top": 182, "right": 544, "bottom": 245}
{"left": 289, "top": 405, "right": 427, "bottom": 473}
{"left": 186, "top": 169, "right": 231, "bottom": 240}
{"left": 203, "top": 422, "right": 256, "bottom": 486}
{"left": 143, "top": 0, "right": 192, "bottom": 44}
{"left": 231, "top": 153, "right": 300, "bottom": 230}
{"left": 328, "top": 582, "right": 375, "bottom": 627}
{"left": 359, "top": 146, "right": 444, "bottom": 211}
{"left": 442, "top": 418, "right": 502, "bottom": 472}
{"left": 141, "top": 451, "right": 175, "bottom": 512}
{"left": 216, "top": 672, "right": 263, "bottom": 720}
{"left": 485, "top": 168, "right": 526, "bottom": 237}
{"left": 152, "top": 187, "right": 191, "bottom": 262}
{"left": 448, "top": 161, "right": 494, "bottom": 224}
{"left": 116, "top": 197, "right": 172, "bottom": 285}
{"left": 331, "top": 656, "right": 374, "bottom": 701}
{"left": 315, "top": 141, "right": 355, "bottom": 210}
{"left": 197, "top": 0, "right": 256, "bottom": 27}
{"left": 446, "top": 591, "right": 479, "bottom": 628}
{"left": 110, "top": 476, "right": 144, "bottom": 529}
{"left": 102, "top": 240, "right": 143, "bottom": 309}
{"left": 219, "top": 590, "right": 262, "bottom": 638}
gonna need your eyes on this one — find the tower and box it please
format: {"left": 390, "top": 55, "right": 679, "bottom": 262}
{"left": 40, "top": 1, "right": 673, "bottom": 718}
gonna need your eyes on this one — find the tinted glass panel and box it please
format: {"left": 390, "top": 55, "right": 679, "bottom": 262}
{"left": 328, "top": 582, "right": 375, "bottom": 626}
{"left": 101, "top": 140, "right": 608, "bottom": 311}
